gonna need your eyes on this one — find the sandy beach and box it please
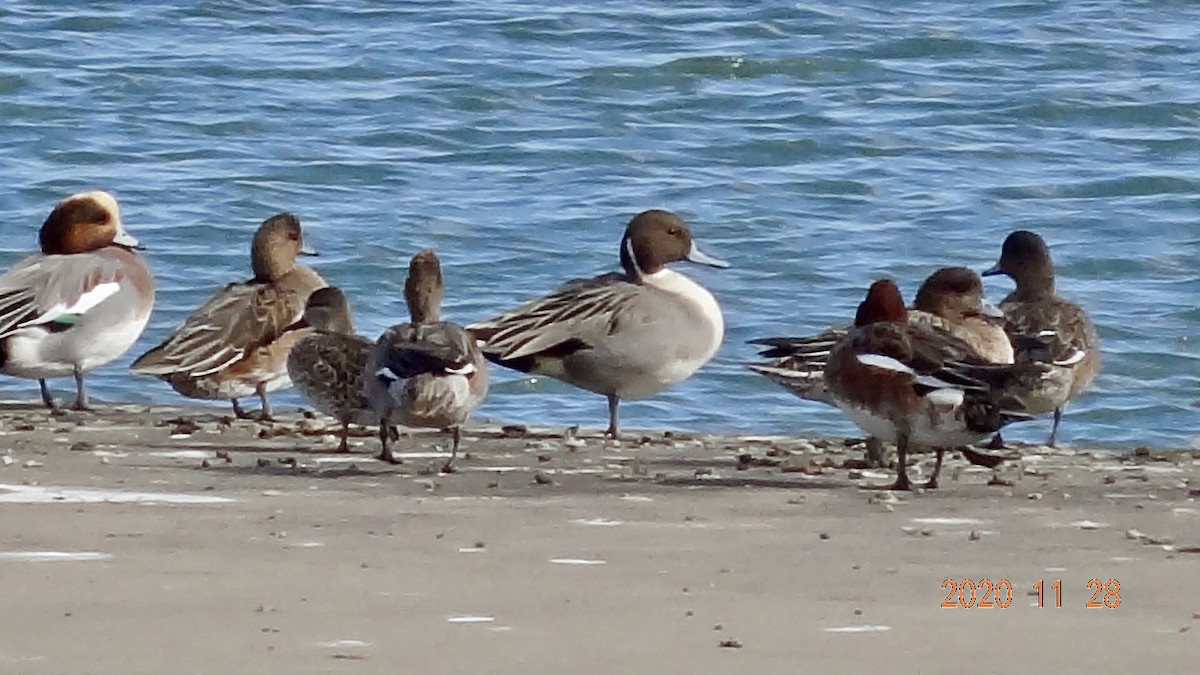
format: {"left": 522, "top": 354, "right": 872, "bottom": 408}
{"left": 0, "top": 401, "right": 1197, "bottom": 674}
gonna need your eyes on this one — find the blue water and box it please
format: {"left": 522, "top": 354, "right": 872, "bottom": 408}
{"left": 0, "top": 1, "right": 1196, "bottom": 448}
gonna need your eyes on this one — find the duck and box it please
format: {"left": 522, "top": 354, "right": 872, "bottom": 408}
{"left": 364, "top": 249, "right": 488, "bottom": 470}
{"left": 466, "top": 209, "right": 728, "bottom": 438}
{"left": 750, "top": 267, "right": 1013, "bottom": 404}
{"left": 823, "top": 279, "right": 1045, "bottom": 490}
{"left": 983, "top": 230, "right": 1099, "bottom": 446}
{"left": 285, "top": 287, "right": 375, "bottom": 453}
{"left": 130, "top": 213, "right": 326, "bottom": 419}
{"left": 749, "top": 267, "right": 1012, "bottom": 467}
{"left": 0, "top": 191, "right": 154, "bottom": 412}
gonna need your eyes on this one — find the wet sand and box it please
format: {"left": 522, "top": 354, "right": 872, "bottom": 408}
{"left": 0, "top": 401, "right": 1197, "bottom": 674}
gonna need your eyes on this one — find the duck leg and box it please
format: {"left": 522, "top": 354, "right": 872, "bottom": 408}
{"left": 1047, "top": 408, "right": 1062, "bottom": 447}
{"left": 71, "top": 368, "right": 90, "bottom": 410}
{"left": 337, "top": 420, "right": 351, "bottom": 453}
{"left": 442, "top": 426, "right": 461, "bottom": 473}
{"left": 865, "top": 437, "right": 885, "bottom": 468}
{"left": 985, "top": 433, "right": 1005, "bottom": 450}
{"left": 923, "top": 448, "right": 946, "bottom": 489}
{"left": 605, "top": 394, "right": 620, "bottom": 439}
{"left": 231, "top": 398, "right": 249, "bottom": 419}
{"left": 892, "top": 433, "right": 912, "bottom": 491}
{"left": 256, "top": 383, "right": 274, "bottom": 422}
{"left": 377, "top": 421, "right": 400, "bottom": 464}
{"left": 38, "top": 379, "right": 59, "bottom": 412}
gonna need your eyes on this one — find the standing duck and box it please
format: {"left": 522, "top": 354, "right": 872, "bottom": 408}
{"left": 983, "top": 230, "right": 1099, "bottom": 446}
{"left": 0, "top": 191, "right": 154, "bottom": 411}
{"left": 286, "top": 287, "right": 374, "bottom": 453}
{"left": 467, "top": 209, "right": 728, "bottom": 438}
{"left": 130, "top": 213, "right": 326, "bottom": 419}
{"left": 823, "top": 279, "right": 1045, "bottom": 490}
{"left": 364, "top": 249, "right": 488, "bottom": 470}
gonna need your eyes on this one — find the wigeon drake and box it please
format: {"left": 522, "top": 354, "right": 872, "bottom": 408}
{"left": 823, "top": 279, "right": 1044, "bottom": 490}
{"left": 983, "top": 230, "right": 1099, "bottom": 446}
{"left": 285, "top": 287, "right": 374, "bottom": 453}
{"left": 0, "top": 191, "right": 154, "bottom": 411}
{"left": 364, "top": 250, "right": 488, "bottom": 470}
{"left": 751, "top": 267, "right": 1014, "bottom": 404}
{"left": 749, "top": 267, "right": 1013, "bottom": 466}
{"left": 130, "top": 213, "right": 326, "bottom": 420}
{"left": 466, "top": 209, "right": 728, "bottom": 438}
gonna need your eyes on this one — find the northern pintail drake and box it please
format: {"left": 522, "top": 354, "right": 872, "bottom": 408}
{"left": 823, "top": 279, "right": 1045, "bottom": 490}
{"left": 0, "top": 191, "right": 154, "bottom": 411}
{"left": 286, "top": 287, "right": 374, "bottom": 453}
{"left": 364, "top": 249, "right": 488, "bottom": 470}
{"left": 130, "top": 213, "right": 326, "bottom": 420}
{"left": 466, "top": 209, "right": 728, "bottom": 438}
{"left": 750, "top": 267, "right": 1014, "bottom": 408}
{"left": 983, "top": 230, "right": 1099, "bottom": 446}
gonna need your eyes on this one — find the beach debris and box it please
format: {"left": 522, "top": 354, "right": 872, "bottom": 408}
{"left": 69, "top": 441, "right": 95, "bottom": 452}
{"left": 968, "top": 530, "right": 981, "bottom": 541}
{"left": 818, "top": 532, "right": 830, "bottom": 540}
{"left": 1027, "top": 492, "right": 1043, "bottom": 500}
{"left": 532, "top": 472, "right": 553, "bottom": 486}
{"left": 500, "top": 424, "right": 527, "bottom": 438}
{"left": 867, "top": 491, "right": 901, "bottom": 506}
{"left": 718, "top": 639, "right": 743, "bottom": 649}
{"left": 22, "top": 460, "right": 43, "bottom": 468}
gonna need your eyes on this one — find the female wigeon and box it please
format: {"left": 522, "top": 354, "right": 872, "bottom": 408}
{"left": 823, "top": 279, "right": 1044, "bottom": 490}
{"left": 0, "top": 191, "right": 154, "bottom": 411}
{"left": 130, "top": 213, "right": 326, "bottom": 420}
{"left": 365, "top": 250, "right": 487, "bottom": 470}
{"left": 466, "top": 209, "right": 728, "bottom": 438}
{"left": 285, "top": 287, "right": 375, "bottom": 453}
{"left": 983, "top": 230, "right": 1099, "bottom": 446}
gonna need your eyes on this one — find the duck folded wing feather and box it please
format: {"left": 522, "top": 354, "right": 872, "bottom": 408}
{"left": 131, "top": 282, "right": 305, "bottom": 377}
{"left": 0, "top": 255, "right": 127, "bottom": 337}
{"left": 375, "top": 323, "right": 476, "bottom": 382}
{"left": 468, "top": 274, "right": 633, "bottom": 360}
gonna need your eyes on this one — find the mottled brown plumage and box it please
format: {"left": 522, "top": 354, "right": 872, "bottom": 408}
{"left": 286, "top": 287, "right": 373, "bottom": 452}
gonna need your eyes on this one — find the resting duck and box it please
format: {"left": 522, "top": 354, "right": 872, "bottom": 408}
{"left": 0, "top": 191, "right": 154, "bottom": 411}
{"left": 364, "top": 249, "right": 488, "bottom": 470}
{"left": 823, "top": 279, "right": 1045, "bottom": 490}
{"left": 467, "top": 209, "right": 727, "bottom": 438}
{"left": 286, "top": 287, "right": 374, "bottom": 453}
{"left": 750, "top": 266, "right": 1013, "bottom": 404}
{"left": 130, "top": 213, "right": 326, "bottom": 419}
{"left": 983, "top": 230, "right": 1099, "bottom": 446}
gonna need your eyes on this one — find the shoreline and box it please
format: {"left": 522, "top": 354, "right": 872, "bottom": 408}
{"left": 1, "top": 401, "right": 1198, "bottom": 674}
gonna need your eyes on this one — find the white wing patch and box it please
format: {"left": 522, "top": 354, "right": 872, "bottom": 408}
{"left": 925, "top": 387, "right": 965, "bottom": 408}
{"left": 26, "top": 281, "right": 120, "bottom": 326}
{"left": 445, "top": 363, "right": 475, "bottom": 375}
{"left": 856, "top": 353, "right": 914, "bottom": 375}
{"left": 1054, "top": 348, "right": 1086, "bottom": 367}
